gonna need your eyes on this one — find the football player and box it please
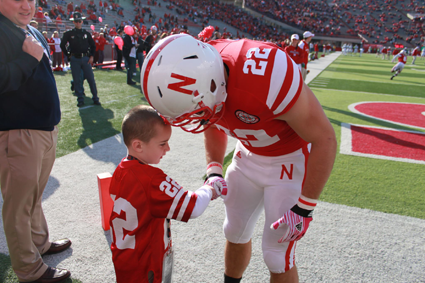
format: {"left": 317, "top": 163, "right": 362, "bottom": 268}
{"left": 284, "top": 34, "right": 302, "bottom": 71}
{"left": 390, "top": 49, "right": 407, "bottom": 80}
{"left": 141, "top": 34, "right": 337, "bottom": 283}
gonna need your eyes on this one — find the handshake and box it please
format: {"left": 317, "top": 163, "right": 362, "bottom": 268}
{"left": 204, "top": 162, "right": 227, "bottom": 200}
{"left": 205, "top": 176, "right": 227, "bottom": 200}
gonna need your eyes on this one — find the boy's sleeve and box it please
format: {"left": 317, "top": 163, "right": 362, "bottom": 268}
{"left": 147, "top": 173, "right": 198, "bottom": 222}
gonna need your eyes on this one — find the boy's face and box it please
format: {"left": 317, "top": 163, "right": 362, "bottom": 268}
{"left": 139, "top": 124, "right": 171, "bottom": 165}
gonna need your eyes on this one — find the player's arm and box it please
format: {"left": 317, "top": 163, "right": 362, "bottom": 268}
{"left": 204, "top": 124, "right": 228, "bottom": 175}
{"left": 270, "top": 83, "right": 337, "bottom": 242}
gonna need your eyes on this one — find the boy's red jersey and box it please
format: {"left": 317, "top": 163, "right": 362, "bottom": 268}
{"left": 110, "top": 158, "right": 197, "bottom": 283}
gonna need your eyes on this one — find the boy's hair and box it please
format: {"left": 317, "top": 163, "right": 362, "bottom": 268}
{"left": 122, "top": 105, "right": 166, "bottom": 147}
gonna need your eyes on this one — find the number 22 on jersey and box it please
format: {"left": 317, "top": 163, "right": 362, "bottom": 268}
{"left": 243, "top": 47, "right": 272, "bottom": 76}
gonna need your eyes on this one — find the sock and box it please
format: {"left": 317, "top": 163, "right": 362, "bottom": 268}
{"left": 224, "top": 274, "right": 242, "bottom": 283}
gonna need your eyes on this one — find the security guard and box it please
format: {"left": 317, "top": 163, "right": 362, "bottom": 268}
{"left": 60, "top": 12, "right": 100, "bottom": 107}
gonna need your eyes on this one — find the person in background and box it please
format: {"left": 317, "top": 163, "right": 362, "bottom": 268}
{"left": 51, "top": 31, "right": 63, "bottom": 69}
{"left": 60, "top": 12, "right": 101, "bottom": 107}
{"left": 114, "top": 29, "right": 124, "bottom": 70}
{"left": 298, "top": 31, "right": 314, "bottom": 81}
{"left": 123, "top": 27, "right": 137, "bottom": 85}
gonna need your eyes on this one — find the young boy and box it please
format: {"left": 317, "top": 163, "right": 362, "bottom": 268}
{"left": 109, "top": 105, "right": 226, "bottom": 283}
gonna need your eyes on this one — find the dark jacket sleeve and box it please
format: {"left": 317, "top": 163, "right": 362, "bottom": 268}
{"left": 87, "top": 32, "right": 96, "bottom": 57}
{"left": 122, "top": 34, "right": 134, "bottom": 58}
{"left": 60, "top": 31, "right": 70, "bottom": 57}
{"left": 0, "top": 24, "right": 40, "bottom": 94}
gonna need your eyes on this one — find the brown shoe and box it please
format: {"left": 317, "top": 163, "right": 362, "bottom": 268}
{"left": 24, "top": 267, "right": 71, "bottom": 283}
{"left": 43, "top": 239, "right": 72, "bottom": 255}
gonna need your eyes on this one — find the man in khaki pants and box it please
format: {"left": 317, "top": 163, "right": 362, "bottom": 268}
{"left": 0, "top": 0, "right": 72, "bottom": 282}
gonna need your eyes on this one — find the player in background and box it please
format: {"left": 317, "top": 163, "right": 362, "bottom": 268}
{"left": 285, "top": 34, "right": 302, "bottom": 71}
{"left": 109, "top": 105, "right": 227, "bottom": 283}
{"left": 359, "top": 46, "right": 364, "bottom": 57}
{"left": 299, "top": 31, "right": 314, "bottom": 81}
{"left": 342, "top": 43, "right": 347, "bottom": 56}
{"left": 354, "top": 44, "right": 359, "bottom": 56}
{"left": 421, "top": 47, "right": 425, "bottom": 60}
{"left": 141, "top": 34, "right": 337, "bottom": 283}
{"left": 381, "top": 47, "right": 387, "bottom": 60}
{"left": 411, "top": 46, "right": 420, "bottom": 64}
{"left": 390, "top": 49, "right": 407, "bottom": 80}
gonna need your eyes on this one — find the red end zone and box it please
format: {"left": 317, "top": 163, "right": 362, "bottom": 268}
{"left": 341, "top": 101, "right": 425, "bottom": 164}
{"left": 340, "top": 123, "right": 425, "bottom": 164}
{"left": 349, "top": 101, "right": 425, "bottom": 130}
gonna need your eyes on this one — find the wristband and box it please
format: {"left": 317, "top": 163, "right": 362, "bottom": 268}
{"left": 206, "top": 162, "right": 223, "bottom": 176}
{"left": 290, "top": 195, "right": 317, "bottom": 218}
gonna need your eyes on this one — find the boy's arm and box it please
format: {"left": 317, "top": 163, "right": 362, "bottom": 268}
{"left": 189, "top": 186, "right": 212, "bottom": 219}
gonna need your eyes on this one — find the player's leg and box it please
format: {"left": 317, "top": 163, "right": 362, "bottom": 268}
{"left": 223, "top": 142, "right": 265, "bottom": 281}
{"left": 261, "top": 146, "right": 308, "bottom": 283}
{"left": 224, "top": 240, "right": 252, "bottom": 280}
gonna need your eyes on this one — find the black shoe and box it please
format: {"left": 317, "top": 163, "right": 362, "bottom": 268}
{"left": 43, "top": 239, "right": 72, "bottom": 255}
{"left": 93, "top": 101, "right": 101, "bottom": 106}
{"left": 77, "top": 101, "right": 85, "bottom": 107}
{"left": 390, "top": 76, "right": 394, "bottom": 80}
{"left": 23, "top": 267, "right": 71, "bottom": 283}
{"left": 70, "top": 81, "right": 74, "bottom": 91}
{"left": 127, "top": 81, "right": 136, "bottom": 85}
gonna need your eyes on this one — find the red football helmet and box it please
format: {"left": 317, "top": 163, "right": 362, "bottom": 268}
{"left": 140, "top": 34, "right": 227, "bottom": 133}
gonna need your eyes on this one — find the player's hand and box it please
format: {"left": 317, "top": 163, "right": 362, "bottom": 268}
{"left": 22, "top": 36, "right": 44, "bottom": 62}
{"left": 301, "top": 63, "right": 306, "bottom": 68}
{"left": 270, "top": 196, "right": 317, "bottom": 243}
{"left": 88, "top": 56, "right": 94, "bottom": 65}
{"left": 205, "top": 176, "right": 227, "bottom": 200}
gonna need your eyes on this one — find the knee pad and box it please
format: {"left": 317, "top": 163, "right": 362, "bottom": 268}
{"left": 262, "top": 234, "right": 296, "bottom": 273}
{"left": 262, "top": 244, "right": 296, "bottom": 274}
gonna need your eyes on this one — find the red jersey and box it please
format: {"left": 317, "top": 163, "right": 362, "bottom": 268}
{"left": 110, "top": 158, "right": 198, "bottom": 283}
{"left": 412, "top": 48, "right": 420, "bottom": 56}
{"left": 95, "top": 37, "right": 107, "bottom": 51}
{"left": 284, "top": 45, "right": 302, "bottom": 65}
{"left": 298, "top": 40, "right": 309, "bottom": 67}
{"left": 396, "top": 53, "right": 407, "bottom": 63}
{"left": 210, "top": 39, "right": 307, "bottom": 157}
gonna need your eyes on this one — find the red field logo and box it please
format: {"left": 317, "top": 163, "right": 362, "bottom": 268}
{"left": 340, "top": 102, "right": 425, "bottom": 164}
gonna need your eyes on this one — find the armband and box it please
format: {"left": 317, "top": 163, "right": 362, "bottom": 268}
{"left": 290, "top": 195, "right": 317, "bottom": 218}
{"left": 205, "top": 162, "right": 223, "bottom": 181}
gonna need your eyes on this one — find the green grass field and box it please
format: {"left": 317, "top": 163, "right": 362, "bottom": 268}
{"left": 1, "top": 53, "right": 424, "bottom": 282}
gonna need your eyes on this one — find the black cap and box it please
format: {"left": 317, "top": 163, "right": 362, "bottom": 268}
{"left": 70, "top": 12, "right": 86, "bottom": 21}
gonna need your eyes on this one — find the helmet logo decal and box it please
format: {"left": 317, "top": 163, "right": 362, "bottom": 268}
{"left": 168, "top": 73, "right": 197, "bottom": 95}
{"left": 235, "top": 110, "right": 260, "bottom": 124}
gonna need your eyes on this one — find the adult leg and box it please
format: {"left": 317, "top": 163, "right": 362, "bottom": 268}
{"left": 262, "top": 147, "right": 308, "bottom": 283}
{"left": 81, "top": 56, "right": 99, "bottom": 102}
{"left": 223, "top": 143, "right": 265, "bottom": 279}
{"left": 0, "top": 130, "right": 56, "bottom": 281}
{"left": 99, "top": 50, "right": 104, "bottom": 64}
{"left": 70, "top": 56, "right": 85, "bottom": 104}
{"left": 137, "top": 52, "right": 144, "bottom": 73}
{"left": 32, "top": 127, "right": 58, "bottom": 255}
{"left": 224, "top": 241, "right": 251, "bottom": 279}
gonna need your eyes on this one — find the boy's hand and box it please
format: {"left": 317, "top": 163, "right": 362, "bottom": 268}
{"left": 205, "top": 176, "right": 227, "bottom": 200}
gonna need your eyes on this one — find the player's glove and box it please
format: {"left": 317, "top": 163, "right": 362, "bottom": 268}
{"left": 205, "top": 176, "right": 227, "bottom": 200}
{"left": 301, "top": 63, "right": 306, "bottom": 68}
{"left": 270, "top": 195, "right": 317, "bottom": 243}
